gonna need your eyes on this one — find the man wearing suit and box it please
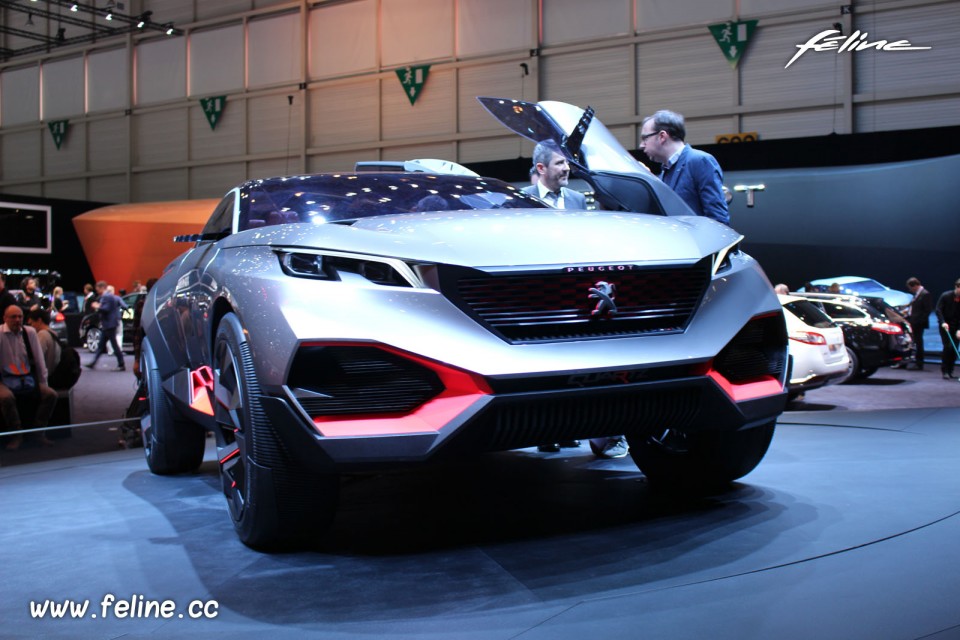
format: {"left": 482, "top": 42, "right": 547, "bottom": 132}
{"left": 639, "top": 110, "right": 730, "bottom": 225}
{"left": 898, "top": 277, "right": 935, "bottom": 370}
{"left": 521, "top": 139, "right": 588, "bottom": 209}
{"left": 936, "top": 279, "right": 960, "bottom": 380}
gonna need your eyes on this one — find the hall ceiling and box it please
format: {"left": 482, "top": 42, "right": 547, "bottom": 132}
{"left": 0, "top": 0, "right": 182, "bottom": 62}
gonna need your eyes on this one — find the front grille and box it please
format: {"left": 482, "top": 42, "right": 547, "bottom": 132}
{"left": 714, "top": 314, "right": 788, "bottom": 382}
{"left": 448, "top": 260, "right": 711, "bottom": 343}
{"left": 287, "top": 346, "right": 444, "bottom": 417}
{"left": 473, "top": 386, "right": 702, "bottom": 451}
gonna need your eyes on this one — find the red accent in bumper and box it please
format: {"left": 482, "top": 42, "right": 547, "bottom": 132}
{"left": 300, "top": 342, "right": 492, "bottom": 437}
{"left": 707, "top": 370, "right": 783, "bottom": 402}
{"left": 190, "top": 365, "right": 215, "bottom": 416}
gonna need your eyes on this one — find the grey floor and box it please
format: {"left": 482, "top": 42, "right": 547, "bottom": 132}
{"left": 2, "top": 354, "right": 960, "bottom": 639}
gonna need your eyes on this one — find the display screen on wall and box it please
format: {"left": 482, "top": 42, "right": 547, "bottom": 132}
{"left": 0, "top": 202, "right": 52, "bottom": 253}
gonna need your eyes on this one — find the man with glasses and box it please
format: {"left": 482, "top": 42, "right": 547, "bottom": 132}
{"left": 935, "top": 279, "right": 960, "bottom": 380}
{"left": 639, "top": 110, "right": 729, "bottom": 225}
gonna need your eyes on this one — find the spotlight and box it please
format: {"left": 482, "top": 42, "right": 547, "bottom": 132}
{"left": 105, "top": 11, "right": 113, "bottom": 21}
{"left": 56, "top": 27, "right": 66, "bottom": 42}
{"left": 137, "top": 11, "right": 152, "bottom": 29}
{"left": 165, "top": 23, "right": 174, "bottom": 35}
{"left": 70, "top": 4, "right": 78, "bottom": 11}
{"left": 26, "top": 12, "right": 34, "bottom": 26}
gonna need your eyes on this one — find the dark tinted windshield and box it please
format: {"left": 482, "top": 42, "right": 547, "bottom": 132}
{"left": 784, "top": 300, "right": 835, "bottom": 328}
{"left": 238, "top": 173, "right": 546, "bottom": 232}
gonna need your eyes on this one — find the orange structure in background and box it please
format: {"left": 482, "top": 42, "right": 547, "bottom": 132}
{"left": 72, "top": 199, "right": 217, "bottom": 290}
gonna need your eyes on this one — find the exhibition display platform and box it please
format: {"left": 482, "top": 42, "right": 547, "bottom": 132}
{"left": 3, "top": 397, "right": 960, "bottom": 638}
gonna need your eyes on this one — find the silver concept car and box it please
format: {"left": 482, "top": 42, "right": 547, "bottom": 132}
{"left": 140, "top": 97, "right": 788, "bottom": 549}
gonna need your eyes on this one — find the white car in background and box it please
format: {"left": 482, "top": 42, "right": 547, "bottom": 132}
{"left": 780, "top": 294, "right": 850, "bottom": 398}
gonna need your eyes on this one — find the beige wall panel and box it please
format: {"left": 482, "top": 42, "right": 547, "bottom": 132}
{"left": 133, "top": 109, "right": 188, "bottom": 166}
{"left": 43, "top": 122, "right": 84, "bottom": 176}
{"left": 542, "top": 48, "right": 633, "bottom": 122}
{"left": 742, "top": 107, "right": 841, "bottom": 141}
{"left": 88, "top": 174, "right": 129, "bottom": 203}
{"left": 637, "top": 37, "right": 733, "bottom": 117}
{"left": 382, "top": 142, "right": 455, "bottom": 162}
{"left": 248, "top": 158, "right": 296, "bottom": 180}
{"left": 458, "top": 63, "right": 530, "bottom": 133}
{"left": 458, "top": 0, "right": 535, "bottom": 58}
{"left": 3, "top": 184, "right": 42, "bottom": 197}
{"left": 381, "top": 0, "right": 454, "bottom": 66}
{"left": 42, "top": 56, "right": 85, "bottom": 121}
{"left": 133, "top": 168, "right": 188, "bottom": 202}
{"left": 87, "top": 47, "right": 130, "bottom": 114}
{"left": 1, "top": 130, "right": 42, "bottom": 181}
{"left": 248, "top": 12, "right": 302, "bottom": 88}
{"left": 307, "top": 150, "right": 379, "bottom": 173}
{"left": 458, "top": 136, "right": 524, "bottom": 164}
{"left": 855, "top": 96, "right": 960, "bottom": 134}
{"left": 309, "top": 0, "right": 378, "bottom": 79}
{"left": 1, "top": 65, "right": 40, "bottom": 126}
{"left": 88, "top": 118, "right": 129, "bottom": 173}
{"left": 381, "top": 69, "right": 455, "bottom": 140}
{"left": 309, "top": 81, "right": 380, "bottom": 148}
{"left": 189, "top": 24, "right": 245, "bottom": 96}
{"left": 740, "top": 20, "right": 840, "bottom": 109}
{"left": 854, "top": 4, "right": 960, "bottom": 96}
{"left": 190, "top": 163, "right": 246, "bottom": 199}
{"left": 636, "top": 0, "right": 733, "bottom": 31}
{"left": 607, "top": 124, "right": 635, "bottom": 153}
{"left": 543, "top": 0, "right": 631, "bottom": 46}
{"left": 191, "top": 100, "right": 244, "bottom": 161}
{"left": 248, "top": 94, "right": 302, "bottom": 155}
{"left": 197, "top": 0, "right": 252, "bottom": 20}
{"left": 739, "top": 0, "right": 832, "bottom": 15}
{"left": 679, "top": 115, "right": 738, "bottom": 146}
{"left": 135, "top": 36, "right": 187, "bottom": 105}
{"left": 43, "top": 179, "right": 86, "bottom": 201}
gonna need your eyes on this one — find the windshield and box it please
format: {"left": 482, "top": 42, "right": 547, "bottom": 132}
{"left": 238, "top": 173, "right": 547, "bottom": 232}
{"left": 840, "top": 279, "right": 885, "bottom": 294}
{"left": 784, "top": 300, "right": 835, "bottom": 329}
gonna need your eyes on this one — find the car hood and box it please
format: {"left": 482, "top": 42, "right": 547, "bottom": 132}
{"left": 221, "top": 209, "right": 739, "bottom": 268}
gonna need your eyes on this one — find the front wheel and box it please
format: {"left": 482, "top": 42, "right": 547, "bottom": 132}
{"left": 214, "top": 313, "right": 339, "bottom": 550}
{"left": 142, "top": 338, "right": 205, "bottom": 475}
{"left": 628, "top": 421, "right": 776, "bottom": 494}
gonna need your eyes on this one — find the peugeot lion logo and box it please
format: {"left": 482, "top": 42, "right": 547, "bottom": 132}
{"left": 588, "top": 281, "right": 617, "bottom": 318}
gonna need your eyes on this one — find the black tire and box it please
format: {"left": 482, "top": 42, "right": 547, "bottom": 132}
{"left": 214, "top": 313, "right": 339, "bottom": 550}
{"left": 627, "top": 421, "right": 776, "bottom": 494}
{"left": 85, "top": 327, "right": 101, "bottom": 354}
{"left": 142, "top": 338, "right": 205, "bottom": 475}
{"left": 837, "top": 347, "right": 860, "bottom": 385}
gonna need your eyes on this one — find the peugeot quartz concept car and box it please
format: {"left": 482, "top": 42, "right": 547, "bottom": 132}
{"left": 140, "top": 97, "right": 789, "bottom": 549}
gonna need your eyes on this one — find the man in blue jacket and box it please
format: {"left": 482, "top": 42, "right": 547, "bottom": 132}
{"left": 639, "top": 110, "right": 729, "bottom": 225}
{"left": 86, "top": 284, "right": 128, "bottom": 372}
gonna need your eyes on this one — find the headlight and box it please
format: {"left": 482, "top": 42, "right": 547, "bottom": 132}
{"left": 712, "top": 236, "right": 744, "bottom": 276}
{"left": 276, "top": 250, "right": 417, "bottom": 287}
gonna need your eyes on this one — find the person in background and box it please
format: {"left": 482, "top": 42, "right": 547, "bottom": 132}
{"left": 774, "top": 284, "right": 790, "bottom": 295}
{"left": 0, "top": 273, "right": 17, "bottom": 316}
{"left": 1, "top": 304, "right": 57, "bottom": 450}
{"left": 86, "top": 285, "right": 128, "bottom": 372}
{"left": 16, "top": 277, "right": 47, "bottom": 315}
{"left": 26, "top": 308, "right": 61, "bottom": 377}
{"left": 132, "top": 278, "right": 158, "bottom": 380}
{"left": 521, "top": 139, "right": 587, "bottom": 209}
{"left": 639, "top": 110, "right": 729, "bottom": 225}
{"left": 51, "top": 286, "right": 67, "bottom": 313}
{"left": 894, "top": 277, "right": 934, "bottom": 371}
{"left": 935, "top": 278, "right": 960, "bottom": 380}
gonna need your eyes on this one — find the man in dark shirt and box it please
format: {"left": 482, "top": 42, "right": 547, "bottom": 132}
{"left": 0, "top": 273, "right": 17, "bottom": 316}
{"left": 935, "top": 278, "right": 960, "bottom": 379}
{"left": 901, "top": 277, "right": 935, "bottom": 370}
